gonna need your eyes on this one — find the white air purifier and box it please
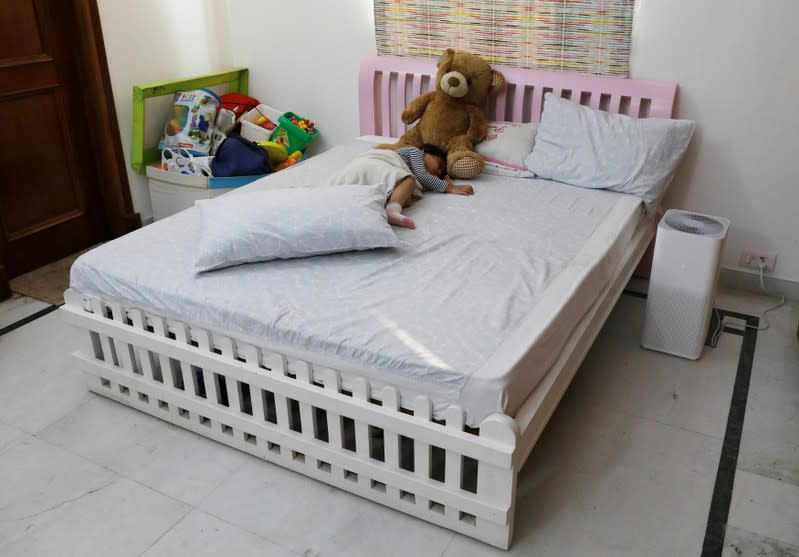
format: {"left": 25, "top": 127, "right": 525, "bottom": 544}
{"left": 642, "top": 209, "right": 730, "bottom": 359}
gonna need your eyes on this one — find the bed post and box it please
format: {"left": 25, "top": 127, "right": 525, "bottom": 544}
{"left": 476, "top": 413, "right": 519, "bottom": 549}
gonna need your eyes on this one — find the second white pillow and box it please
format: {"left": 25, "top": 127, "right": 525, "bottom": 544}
{"left": 476, "top": 121, "right": 538, "bottom": 172}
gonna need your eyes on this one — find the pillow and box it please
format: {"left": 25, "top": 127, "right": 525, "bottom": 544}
{"left": 476, "top": 121, "right": 537, "bottom": 175}
{"left": 194, "top": 184, "right": 401, "bottom": 271}
{"left": 482, "top": 160, "right": 536, "bottom": 178}
{"left": 525, "top": 93, "right": 695, "bottom": 214}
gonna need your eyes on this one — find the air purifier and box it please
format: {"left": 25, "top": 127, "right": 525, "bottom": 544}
{"left": 641, "top": 209, "right": 730, "bottom": 359}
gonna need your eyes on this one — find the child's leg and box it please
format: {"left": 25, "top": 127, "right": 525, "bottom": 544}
{"left": 385, "top": 176, "right": 417, "bottom": 229}
{"left": 388, "top": 176, "right": 417, "bottom": 208}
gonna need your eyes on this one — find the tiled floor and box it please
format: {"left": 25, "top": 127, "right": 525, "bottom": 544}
{"left": 0, "top": 294, "right": 50, "bottom": 330}
{"left": 0, "top": 289, "right": 796, "bottom": 556}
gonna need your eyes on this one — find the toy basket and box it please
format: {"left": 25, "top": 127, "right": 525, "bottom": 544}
{"left": 275, "top": 112, "right": 319, "bottom": 153}
{"left": 240, "top": 104, "right": 283, "bottom": 143}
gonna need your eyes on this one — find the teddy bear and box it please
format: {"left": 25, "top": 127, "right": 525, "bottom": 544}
{"left": 380, "top": 48, "right": 505, "bottom": 179}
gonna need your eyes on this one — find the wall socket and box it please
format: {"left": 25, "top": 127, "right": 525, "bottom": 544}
{"left": 738, "top": 250, "right": 777, "bottom": 272}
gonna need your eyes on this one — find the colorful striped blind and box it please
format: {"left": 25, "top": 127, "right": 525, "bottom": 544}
{"left": 374, "top": 0, "right": 634, "bottom": 77}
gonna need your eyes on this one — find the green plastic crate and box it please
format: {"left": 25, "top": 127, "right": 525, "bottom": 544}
{"left": 275, "top": 112, "right": 319, "bottom": 154}
{"left": 131, "top": 67, "right": 249, "bottom": 174}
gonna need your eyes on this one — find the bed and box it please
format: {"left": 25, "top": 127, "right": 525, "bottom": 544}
{"left": 61, "top": 55, "right": 677, "bottom": 549}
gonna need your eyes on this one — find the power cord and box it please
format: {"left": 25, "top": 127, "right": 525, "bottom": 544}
{"left": 746, "top": 257, "right": 786, "bottom": 331}
{"left": 710, "top": 257, "right": 785, "bottom": 346}
{"left": 710, "top": 306, "right": 724, "bottom": 347}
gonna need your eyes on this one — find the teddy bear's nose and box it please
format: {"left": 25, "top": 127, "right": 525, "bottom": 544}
{"left": 448, "top": 76, "right": 461, "bottom": 87}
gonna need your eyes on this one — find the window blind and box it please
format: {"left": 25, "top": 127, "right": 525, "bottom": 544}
{"left": 374, "top": 0, "right": 634, "bottom": 77}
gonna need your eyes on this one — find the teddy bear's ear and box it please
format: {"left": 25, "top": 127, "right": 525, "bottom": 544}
{"left": 489, "top": 70, "right": 506, "bottom": 94}
{"left": 437, "top": 48, "right": 455, "bottom": 68}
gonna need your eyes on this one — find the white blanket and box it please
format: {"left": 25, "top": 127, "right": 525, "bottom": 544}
{"left": 326, "top": 148, "right": 422, "bottom": 198}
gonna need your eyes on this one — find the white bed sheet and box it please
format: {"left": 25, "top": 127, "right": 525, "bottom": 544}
{"left": 70, "top": 138, "right": 644, "bottom": 426}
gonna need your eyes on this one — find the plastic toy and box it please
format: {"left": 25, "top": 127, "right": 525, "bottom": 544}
{"left": 379, "top": 48, "right": 505, "bottom": 178}
{"left": 288, "top": 115, "right": 315, "bottom": 133}
{"left": 273, "top": 150, "right": 302, "bottom": 171}
{"left": 254, "top": 115, "right": 276, "bottom": 131}
{"left": 161, "top": 89, "right": 220, "bottom": 156}
{"left": 166, "top": 105, "right": 189, "bottom": 136}
{"left": 219, "top": 92, "right": 260, "bottom": 119}
{"left": 274, "top": 112, "right": 319, "bottom": 153}
{"left": 270, "top": 126, "right": 290, "bottom": 149}
{"left": 256, "top": 140, "right": 288, "bottom": 164}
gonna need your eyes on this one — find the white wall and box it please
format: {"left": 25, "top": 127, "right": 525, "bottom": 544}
{"left": 631, "top": 0, "right": 799, "bottom": 281}
{"left": 97, "top": 0, "right": 233, "bottom": 222}
{"left": 226, "top": 0, "right": 376, "bottom": 152}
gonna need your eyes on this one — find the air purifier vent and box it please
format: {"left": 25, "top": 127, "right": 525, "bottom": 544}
{"left": 663, "top": 212, "right": 725, "bottom": 237}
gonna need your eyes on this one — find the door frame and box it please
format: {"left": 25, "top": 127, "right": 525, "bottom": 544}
{"left": 0, "top": 0, "right": 140, "bottom": 301}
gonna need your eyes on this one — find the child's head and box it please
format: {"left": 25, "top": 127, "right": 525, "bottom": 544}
{"left": 421, "top": 144, "right": 447, "bottom": 178}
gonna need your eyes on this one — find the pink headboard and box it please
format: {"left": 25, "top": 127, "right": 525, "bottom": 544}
{"left": 359, "top": 55, "right": 678, "bottom": 137}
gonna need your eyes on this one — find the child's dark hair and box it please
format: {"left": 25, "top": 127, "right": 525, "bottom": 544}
{"left": 420, "top": 144, "right": 448, "bottom": 177}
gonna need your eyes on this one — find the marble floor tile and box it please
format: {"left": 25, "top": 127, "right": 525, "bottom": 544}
{"left": 717, "top": 289, "right": 798, "bottom": 380}
{"left": 38, "top": 396, "right": 252, "bottom": 506}
{"left": 140, "top": 509, "right": 296, "bottom": 557}
{"left": 743, "top": 364, "right": 799, "bottom": 453}
{"left": 723, "top": 525, "right": 799, "bottom": 557}
{"left": 0, "top": 421, "right": 24, "bottom": 453}
{"left": 199, "top": 457, "right": 454, "bottom": 557}
{"left": 0, "top": 477, "right": 189, "bottom": 557}
{"left": 444, "top": 397, "right": 721, "bottom": 557}
{"left": 568, "top": 295, "right": 740, "bottom": 439}
{"left": 738, "top": 432, "right": 799, "bottom": 487}
{"left": 0, "top": 311, "right": 88, "bottom": 433}
{"left": 716, "top": 288, "right": 796, "bottom": 323}
{"left": 0, "top": 435, "right": 119, "bottom": 546}
{"left": 0, "top": 295, "right": 50, "bottom": 330}
{"left": 728, "top": 470, "right": 799, "bottom": 548}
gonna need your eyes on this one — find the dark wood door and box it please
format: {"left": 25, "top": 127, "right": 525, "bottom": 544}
{"left": 0, "top": 0, "right": 105, "bottom": 280}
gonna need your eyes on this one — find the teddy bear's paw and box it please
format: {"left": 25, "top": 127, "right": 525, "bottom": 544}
{"left": 448, "top": 154, "right": 484, "bottom": 179}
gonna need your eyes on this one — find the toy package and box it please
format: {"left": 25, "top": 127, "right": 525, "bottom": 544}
{"left": 160, "top": 89, "right": 220, "bottom": 156}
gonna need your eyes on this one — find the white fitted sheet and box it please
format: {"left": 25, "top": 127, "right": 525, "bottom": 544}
{"left": 70, "top": 138, "right": 644, "bottom": 426}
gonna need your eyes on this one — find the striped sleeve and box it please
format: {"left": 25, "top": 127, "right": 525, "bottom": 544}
{"left": 396, "top": 147, "right": 448, "bottom": 193}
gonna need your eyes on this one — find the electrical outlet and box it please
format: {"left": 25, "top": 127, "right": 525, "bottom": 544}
{"left": 738, "top": 250, "right": 777, "bottom": 272}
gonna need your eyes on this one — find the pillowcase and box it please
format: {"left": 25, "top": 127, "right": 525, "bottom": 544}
{"left": 194, "top": 184, "right": 401, "bottom": 271}
{"left": 477, "top": 121, "right": 537, "bottom": 175}
{"left": 525, "top": 93, "right": 696, "bottom": 214}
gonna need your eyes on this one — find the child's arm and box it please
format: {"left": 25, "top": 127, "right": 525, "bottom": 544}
{"left": 399, "top": 148, "right": 449, "bottom": 193}
{"left": 444, "top": 176, "right": 474, "bottom": 196}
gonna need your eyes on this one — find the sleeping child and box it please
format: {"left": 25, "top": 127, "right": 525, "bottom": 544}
{"left": 326, "top": 144, "right": 473, "bottom": 229}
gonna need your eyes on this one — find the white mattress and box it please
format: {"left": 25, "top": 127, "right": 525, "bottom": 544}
{"left": 70, "top": 138, "right": 644, "bottom": 426}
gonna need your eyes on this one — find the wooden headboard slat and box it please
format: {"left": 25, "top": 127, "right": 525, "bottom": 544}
{"left": 379, "top": 72, "right": 392, "bottom": 136}
{"left": 494, "top": 88, "right": 507, "bottom": 121}
{"left": 360, "top": 55, "right": 678, "bottom": 136}
{"left": 397, "top": 72, "right": 407, "bottom": 134}
{"left": 629, "top": 97, "right": 643, "bottom": 118}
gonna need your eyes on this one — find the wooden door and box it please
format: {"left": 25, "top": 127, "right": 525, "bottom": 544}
{"left": 0, "top": 0, "right": 106, "bottom": 280}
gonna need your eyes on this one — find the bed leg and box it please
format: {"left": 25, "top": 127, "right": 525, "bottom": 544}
{"left": 476, "top": 414, "right": 519, "bottom": 549}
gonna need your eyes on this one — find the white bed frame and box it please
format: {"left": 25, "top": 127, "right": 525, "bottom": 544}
{"left": 62, "top": 55, "right": 677, "bottom": 549}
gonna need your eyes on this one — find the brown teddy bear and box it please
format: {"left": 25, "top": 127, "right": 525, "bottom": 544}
{"left": 380, "top": 49, "right": 505, "bottom": 179}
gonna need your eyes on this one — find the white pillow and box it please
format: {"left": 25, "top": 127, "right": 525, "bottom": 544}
{"left": 195, "top": 184, "right": 401, "bottom": 271}
{"left": 525, "top": 93, "right": 695, "bottom": 214}
{"left": 482, "top": 160, "right": 536, "bottom": 178}
{"left": 477, "top": 121, "right": 538, "bottom": 174}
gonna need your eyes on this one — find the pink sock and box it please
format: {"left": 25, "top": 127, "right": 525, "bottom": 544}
{"left": 385, "top": 203, "right": 415, "bottom": 229}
